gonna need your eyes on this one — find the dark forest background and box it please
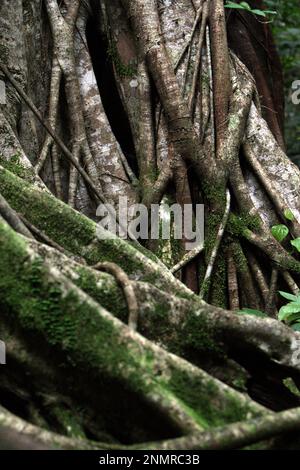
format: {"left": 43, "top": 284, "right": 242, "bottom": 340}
{"left": 267, "top": 0, "right": 300, "bottom": 162}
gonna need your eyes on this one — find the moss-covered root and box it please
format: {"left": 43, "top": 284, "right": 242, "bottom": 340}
{"left": 25, "top": 238, "right": 221, "bottom": 359}
{"left": 0, "top": 165, "right": 192, "bottom": 298}
{"left": 0, "top": 406, "right": 98, "bottom": 450}
{"left": 26, "top": 238, "right": 300, "bottom": 381}
{"left": 3, "top": 401, "right": 300, "bottom": 450}
{"left": 133, "top": 407, "right": 300, "bottom": 450}
{"left": 0, "top": 218, "right": 267, "bottom": 443}
{"left": 0, "top": 118, "right": 48, "bottom": 194}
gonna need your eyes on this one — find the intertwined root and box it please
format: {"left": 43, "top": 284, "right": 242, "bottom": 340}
{"left": 1, "top": 0, "right": 300, "bottom": 449}
{"left": 24, "top": 0, "right": 300, "bottom": 309}
{"left": 106, "top": 0, "right": 300, "bottom": 307}
{"left": 1, "top": 171, "right": 300, "bottom": 447}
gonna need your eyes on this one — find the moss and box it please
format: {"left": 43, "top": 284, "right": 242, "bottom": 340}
{"left": 286, "top": 258, "right": 300, "bottom": 274}
{"left": 227, "top": 212, "right": 260, "bottom": 238}
{"left": 0, "top": 166, "right": 96, "bottom": 253}
{"left": 0, "top": 153, "right": 37, "bottom": 183}
{"left": 0, "top": 220, "right": 157, "bottom": 396}
{"left": 0, "top": 167, "right": 197, "bottom": 305}
{"left": 209, "top": 255, "right": 227, "bottom": 308}
{"left": 158, "top": 386, "right": 208, "bottom": 429}
{"left": 201, "top": 181, "right": 226, "bottom": 206}
{"left": 74, "top": 266, "right": 128, "bottom": 323}
{"left": 232, "top": 243, "right": 248, "bottom": 273}
{"left": 107, "top": 40, "right": 136, "bottom": 78}
{"left": 167, "top": 369, "right": 259, "bottom": 428}
{"left": 0, "top": 167, "right": 161, "bottom": 281}
{"left": 180, "top": 311, "right": 223, "bottom": 358}
{"left": 82, "top": 237, "right": 143, "bottom": 272}
{"left": 199, "top": 277, "right": 210, "bottom": 300}
{"left": 74, "top": 272, "right": 209, "bottom": 361}
{"left": 140, "top": 168, "right": 159, "bottom": 191}
{"left": 153, "top": 238, "right": 174, "bottom": 268}
{"left": 51, "top": 406, "right": 86, "bottom": 439}
{"left": 204, "top": 212, "right": 223, "bottom": 258}
{"left": 202, "top": 213, "right": 227, "bottom": 306}
{"left": 198, "top": 261, "right": 206, "bottom": 291}
{"left": 171, "top": 237, "right": 185, "bottom": 263}
{"left": 0, "top": 219, "right": 267, "bottom": 434}
{"left": 232, "top": 376, "right": 248, "bottom": 392}
{"left": 140, "top": 299, "right": 179, "bottom": 349}
{"left": 8, "top": 257, "right": 78, "bottom": 349}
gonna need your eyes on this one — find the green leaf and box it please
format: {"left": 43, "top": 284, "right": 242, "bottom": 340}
{"left": 225, "top": 2, "right": 249, "bottom": 9}
{"left": 271, "top": 224, "right": 289, "bottom": 242}
{"left": 283, "top": 377, "right": 300, "bottom": 396}
{"left": 278, "top": 303, "right": 300, "bottom": 321}
{"left": 252, "top": 9, "right": 267, "bottom": 17}
{"left": 278, "top": 291, "right": 299, "bottom": 302}
{"left": 240, "top": 1, "right": 251, "bottom": 9}
{"left": 225, "top": 1, "right": 276, "bottom": 17}
{"left": 264, "top": 10, "right": 277, "bottom": 15}
{"left": 251, "top": 9, "right": 276, "bottom": 17}
{"left": 292, "top": 323, "right": 300, "bottom": 332}
{"left": 237, "top": 308, "right": 268, "bottom": 318}
{"left": 224, "top": 4, "right": 245, "bottom": 9}
{"left": 284, "top": 209, "right": 295, "bottom": 221}
{"left": 291, "top": 238, "right": 300, "bottom": 252}
{"left": 284, "top": 312, "right": 300, "bottom": 324}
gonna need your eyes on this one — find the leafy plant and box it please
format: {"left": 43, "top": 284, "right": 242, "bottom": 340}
{"left": 237, "top": 291, "right": 300, "bottom": 331}
{"left": 284, "top": 209, "right": 295, "bottom": 221}
{"left": 291, "top": 238, "right": 300, "bottom": 252}
{"left": 237, "top": 308, "right": 268, "bottom": 318}
{"left": 278, "top": 291, "right": 300, "bottom": 331}
{"left": 271, "top": 224, "right": 289, "bottom": 242}
{"left": 225, "top": 1, "right": 276, "bottom": 18}
{"left": 271, "top": 211, "right": 300, "bottom": 253}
